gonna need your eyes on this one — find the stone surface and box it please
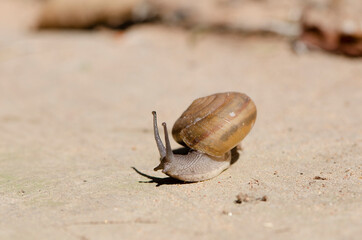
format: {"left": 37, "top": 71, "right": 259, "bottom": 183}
{"left": 0, "top": 1, "right": 361, "bottom": 239}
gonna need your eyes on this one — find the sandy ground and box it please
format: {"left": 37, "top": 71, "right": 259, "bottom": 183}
{"left": 0, "top": 1, "right": 361, "bottom": 239}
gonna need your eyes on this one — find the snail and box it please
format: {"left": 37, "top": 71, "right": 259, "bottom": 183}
{"left": 152, "top": 92, "right": 257, "bottom": 182}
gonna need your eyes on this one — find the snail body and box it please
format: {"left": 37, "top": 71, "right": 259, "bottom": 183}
{"left": 152, "top": 92, "right": 256, "bottom": 182}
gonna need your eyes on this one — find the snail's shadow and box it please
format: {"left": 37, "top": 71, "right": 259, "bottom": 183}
{"left": 131, "top": 167, "right": 187, "bottom": 187}
{"left": 132, "top": 146, "right": 240, "bottom": 187}
{"left": 230, "top": 146, "right": 240, "bottom": 165}
{"left": 132, "top": 147, "right": 192, "bottom": 187}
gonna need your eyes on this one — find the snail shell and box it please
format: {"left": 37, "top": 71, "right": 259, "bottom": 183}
{"left": 172, "top": 92, "right": 257, "bottom": 157}
{"left": 152, "top": 92, "right": 257, "bottom": 182}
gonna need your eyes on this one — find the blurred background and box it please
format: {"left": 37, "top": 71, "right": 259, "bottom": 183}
{"left": 0, "top": 0, "right": 361, "bottom": 239}
{"left": 35, "top": 0, "right": 362, "bottom": 56}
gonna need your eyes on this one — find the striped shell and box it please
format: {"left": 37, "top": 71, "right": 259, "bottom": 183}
{"left": 172, "top": 92, "right": 257, "bottom": 157}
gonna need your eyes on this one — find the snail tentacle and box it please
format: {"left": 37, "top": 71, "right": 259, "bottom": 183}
{"left": 152, "top": 111, "right": 166, "bottom": 158}
{"left": 162, "top": 122, "right": 175, "bottom": 164}
{"left": 153, "top": 120, "right": 175, "bottom": 172}
{"left": 162, "top": 122, "right": 174, "bottom": 160}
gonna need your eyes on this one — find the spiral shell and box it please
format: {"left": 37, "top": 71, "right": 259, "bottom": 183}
{"left": 172, "top": 92, "right": 257, "bottom": 157}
